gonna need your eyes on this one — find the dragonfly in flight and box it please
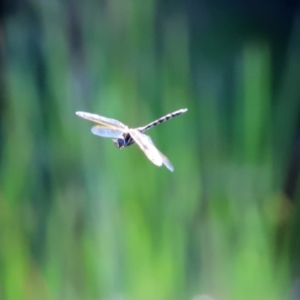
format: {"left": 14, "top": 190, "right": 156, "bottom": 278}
{"left": 76, "top": 108, "right": 188, "bottom": 171}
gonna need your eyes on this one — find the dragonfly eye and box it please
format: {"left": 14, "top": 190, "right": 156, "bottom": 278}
{"left": 113, "top": 138, "right": 125, "bottom": 149}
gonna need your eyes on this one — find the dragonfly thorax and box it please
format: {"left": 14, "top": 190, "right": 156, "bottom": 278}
{"left": 113, "top": 133, "right": 135, "bottom": 149}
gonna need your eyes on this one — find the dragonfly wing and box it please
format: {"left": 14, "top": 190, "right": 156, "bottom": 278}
{"left": 129, "top": 129, "right": 163, "bottom": 167}
{"left": 157, "top": 150, "right": 174, "bottom": 172}
{"left": 91, "top": 125, "right": 124, "bottom": 138}
{"left": 76, "top": 111, "right": 128, "bottom": 130}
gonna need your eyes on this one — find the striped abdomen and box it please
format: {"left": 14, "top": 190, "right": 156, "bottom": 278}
{"left": 113, "top": 108, "right": 188, "bottom": 148}
{"left": 140, "top": 108, "right": 188, "bottom": 133}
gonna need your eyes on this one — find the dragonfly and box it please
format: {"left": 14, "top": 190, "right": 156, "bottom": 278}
{"left": 76, "top": 108, "right": 188, "bottom": 171}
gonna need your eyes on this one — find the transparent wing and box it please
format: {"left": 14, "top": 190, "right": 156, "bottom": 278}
{"left": 76, "top": 111, "right": 128, "bottom": 130}
{"left": 129, "top": 129, "right": 164, "bottom": 167}
{"left": 157, "top": 150, "right": 174, "bottom": 172}
{"left": 91, "top": 125, "right": 124, "bottom": 138}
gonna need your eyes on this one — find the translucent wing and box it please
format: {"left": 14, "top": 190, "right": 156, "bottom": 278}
{"left": 157, "top": 150, "right": 174, "bottom": 172}
{"left": 91, "top": 125, "right": 124, "bottom": 138}
{"left": 129, "top": 129, "right": 171, "bottom": 169}
{"left": 76, "top": 111, "right": 127, "bottom": 130}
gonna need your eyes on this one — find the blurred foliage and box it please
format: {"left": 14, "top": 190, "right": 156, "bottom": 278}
{"left": 0, "top": 0, "right": 300, "bottom": 299}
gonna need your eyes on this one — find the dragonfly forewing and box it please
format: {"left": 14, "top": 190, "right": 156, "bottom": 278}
{"left": 129, "top": 129, "right": 164, "bottom": 167}
{"left": 157, "top": 150, "right": 174, "bottom": 172}
{"left": 76, "top": 111, "right": 128, "bottom": 130}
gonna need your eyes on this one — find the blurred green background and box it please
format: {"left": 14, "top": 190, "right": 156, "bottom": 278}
{"left": 1, "top": 0, "right": 300, "bottom": 299}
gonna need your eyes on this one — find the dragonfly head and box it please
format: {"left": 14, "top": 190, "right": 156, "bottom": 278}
{"left": 113, "top": 138, "right": 125, "bottom": 149}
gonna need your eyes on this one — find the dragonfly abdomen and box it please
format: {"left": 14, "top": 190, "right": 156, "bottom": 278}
{"left": 141, "top": 108, "right": 187, "bottom": 132}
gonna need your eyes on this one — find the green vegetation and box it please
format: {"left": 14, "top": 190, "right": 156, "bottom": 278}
{"left": 0, "top": 1, "right": 298, "bottom": 299}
